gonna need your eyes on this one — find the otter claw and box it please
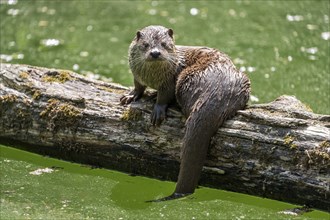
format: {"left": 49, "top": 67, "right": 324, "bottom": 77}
{"left": 120, "top": 95, "right": 134, "bottom": 105}
{"left": 120, "top": 90, "right": 143, "bottom": 105}
{"left": 151, "top": 104, "right": 167, "bottom": 126}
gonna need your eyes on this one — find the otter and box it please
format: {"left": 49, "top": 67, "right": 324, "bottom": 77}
{"left": 120, "top": 25, "right": 250, "bottom": 199}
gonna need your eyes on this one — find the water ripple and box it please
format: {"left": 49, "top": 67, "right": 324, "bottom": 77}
{"left": 321, "top": 32, "right": 330, "bottom": 40}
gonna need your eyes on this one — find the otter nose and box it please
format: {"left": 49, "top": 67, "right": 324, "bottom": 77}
{"left": 150, "top": 50, "right": 161, "bottom": 58}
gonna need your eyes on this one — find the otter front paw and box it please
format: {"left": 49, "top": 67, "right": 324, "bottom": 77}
{"left": 120, "top": 90, "right": 143, "bottom": 105}
{"left": 120, "top": 94, "right": 135, "bottom": 105}
{"left": 151, "top": 104, "right": 167, "bottom": 126}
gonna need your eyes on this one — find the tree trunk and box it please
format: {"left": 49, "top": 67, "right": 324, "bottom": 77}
{"left": 0, "top": 63, "right": 329, "bottom": 211}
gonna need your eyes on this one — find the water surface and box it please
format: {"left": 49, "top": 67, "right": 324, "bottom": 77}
{"left": 1, "top": 145, "right": 329, "bottom": 219}
{"left": 1, "top": 0, "right": 329, "bottom": 113}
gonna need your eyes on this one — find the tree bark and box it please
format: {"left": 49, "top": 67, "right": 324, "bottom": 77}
{"left": 0, "top": 63, "right": 329, "bottom": 211}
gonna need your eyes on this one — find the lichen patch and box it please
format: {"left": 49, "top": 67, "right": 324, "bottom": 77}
{"left": 121, "top": 107, "right": 143, "bottom": 121}
{"left": 0, "top": 94, "right": 18, "bottom": 103}
{"left": 19, "top": 71, "right": 29, "bottom": 79}
{"left": 40, "top": 98, "right": 82, "bottom": 131}
{"left": 42, "top": 70, "right": 73, "bottom": 83}
{"left": 283, "top": 134, "right": 297, "bottom": 149}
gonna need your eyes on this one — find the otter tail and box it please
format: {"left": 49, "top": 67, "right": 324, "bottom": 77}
{"left": 174, "top": 68, "right": 250, "bottom": 195}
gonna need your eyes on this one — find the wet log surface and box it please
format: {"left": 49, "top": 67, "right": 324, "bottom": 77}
{"left": 0, "top": 63, "right": 329, "bottom": 211}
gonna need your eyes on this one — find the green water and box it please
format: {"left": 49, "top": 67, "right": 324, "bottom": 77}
{"left": 1, "top": 145, "right": 329, "bottom": 219}
{"left": 1, "top": 0, "right": 330, "bottom": 219}
{"left": 0, "top": 0, "right": 329, "bottom": 114}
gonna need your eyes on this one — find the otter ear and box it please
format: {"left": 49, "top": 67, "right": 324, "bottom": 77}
{"left": 136, "top": 31, "right": 142, "bottom": 40}
{"left": 168, "top": 28, "right": 174, "bottom": 39}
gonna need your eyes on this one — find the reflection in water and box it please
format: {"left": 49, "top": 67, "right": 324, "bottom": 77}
{"left": 7, "top": 8, "right": 19, "bottom": 16}
{"left": 190, "top": 8, "right": 199, "bottom": 16}
{"left": 286, "top": 14, "right": 303, "bottom": 22}
{"left": 86, "top": 25, "right": 93, "bottom": 31}
{"left": 80, "top": 51, "right": 89, "bottom": 57}
{"left": 301, "top": 47, "right": 318, "bottom": 54}
{"left": 234, "top": 57, "right": 245, "bottom": 65}
{"left": 321, "top": 32, "right": 330, "bottom": 40}
{"left": 73, "top": 64, "right": 79, "bottom": 71}
{"left": 148, "top": 8, "right": 157, "bottom": 15}
{"left": 40, "top": 39, "right": 61, "bottom": 47}
{"left": 0, "top": 0, "right": 17, "bottom": 5}
{"left": 0, "top": 0, "right": 18, "bottom": 5}
{"left": 239, "top": 66, "right": 256, "bottom": 73}
{"left": 38, "top": 20, "right": 49, "bottom": 27}
{"left": 250, "top": 95, "right": 259, "bottom": 103}
{"left": 0, "top": 54, "right": 13, "bottom": 62}
{"left": 29, "top": 167, "right": 55, "bottom": 176}
{"left": 300, "top": 47, "right": 319, "bottom": 60}
{"left": 306, "top": 24, "right": 317, "bottom": 30}
{"left": 308, "top": 55, "right": 317, "bottom": 61}
{"left": 0, "top": 53, "right": 24, "bottom": 62}
{"left": 37, "top": 6, "right": 56, "bottom": 15}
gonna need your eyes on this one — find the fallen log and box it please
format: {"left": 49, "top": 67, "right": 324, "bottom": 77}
{"left": 0, "top": 63, "right": 329, "bottom": 211}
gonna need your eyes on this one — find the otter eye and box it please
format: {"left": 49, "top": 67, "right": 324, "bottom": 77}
{"left": 161, "top": 42, "right": 167, "bottom": 48}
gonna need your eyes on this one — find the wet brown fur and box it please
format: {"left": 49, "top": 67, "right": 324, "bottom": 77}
{"left": 120, "top": 25, "right": 251, "bottom": 197}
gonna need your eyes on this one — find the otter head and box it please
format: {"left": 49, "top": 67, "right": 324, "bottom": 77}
{"left": 132, "top": 25, "right": 176, "bottom": 63}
